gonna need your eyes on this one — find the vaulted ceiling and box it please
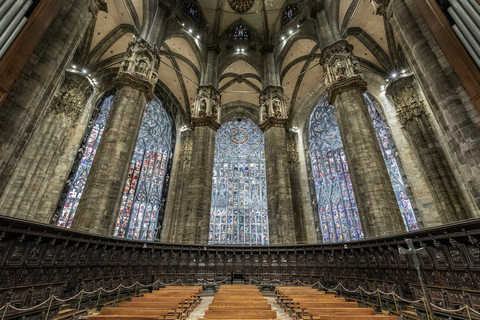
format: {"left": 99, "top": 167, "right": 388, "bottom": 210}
{"left": 74, "top": 0, "right": 405, "bottom": 123}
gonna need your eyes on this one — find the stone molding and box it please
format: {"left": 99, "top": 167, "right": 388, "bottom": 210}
{"left": 190, "top": 85, "right": 221, "bottom": 129}
{"left": 386, "top": 75, "right": 427, "bottom": 125}
{"left": 191, "top": 116, "right": 221, "bottom": 130}
{"left": 319, "top": 40, "right": 367, "bottom": 104}
{"left": 115, "top": 36, "right": 160, "bottom": 100}
{"left": 259, "top": 85, "right": 289, "bottom": 131}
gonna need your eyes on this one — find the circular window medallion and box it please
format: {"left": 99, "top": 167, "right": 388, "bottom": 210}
{"left": 231, "top": 129, "right": 248, "bottom": 144}
{"left": 227, "top": 0, "right": 255, "bottom": 14}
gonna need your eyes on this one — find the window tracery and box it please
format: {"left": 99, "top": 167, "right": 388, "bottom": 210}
{"left": 184, "top": 2, "right": 200, "bottom": 23}
{"left": 232, "top": 25, "right": 249, "bottom": 40}
{"left": 57, "top": 96, "right": 173, "bottom": 242}
{"left": 57, "top": 95, "right": 114, "bottom": 228}
{"left": 308, "top": 95, "right": 418, "bottom": 243}
{"left": 209, "top": 118, "right": 269, "bottom": 245}
{"left": 114, "top": 99, "right": 172, "bottom": 241}
{"left": 282, "top": 4, "right": 298, "bottom": 25}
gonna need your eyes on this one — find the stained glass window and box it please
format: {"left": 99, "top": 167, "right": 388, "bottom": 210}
{"left": 308, "top": 97, "right": 363, "bottom": 243}
{"left": 365, "top": 95, "right": 418, "bottom": 231}
{"left": 282, "top": 4, "right": 298, "bottom": 24}
{"left": 114, "top": 98, "right": 172, "bottom": 241}
{"left": 184, "top": 2, "right": 200, "bottom": 23}
{"left": 233, "top": 25, "right": 249, "bottom": 40}
{"left": 57, "top": 95, "right": 114, "bottom": 228}
{"left": 209, "top": 118, "right": 269, "bottom": 245}
{"left": 308, "top": 95, "right": 418, "bottom": 243}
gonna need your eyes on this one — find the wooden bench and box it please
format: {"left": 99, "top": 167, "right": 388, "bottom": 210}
{"left": 88, "top": 316, "right": 160, "bottom": 320}
{"left": 100, "top": 307, "right": 180, "bottom": 320}
{"left": 309, "top": 316, "right": 397, "bottom": 320}
{"left": 203, "top": 310, "right": 277, "bottom": 319}
{"left": 209, "top": 305, "right": 272, "bottom": 310}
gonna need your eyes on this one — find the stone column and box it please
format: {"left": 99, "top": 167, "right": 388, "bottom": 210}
{"left": 181, "top": 85, "right": 221, "bottom": 244}
{"left": 0, "top": 72, "right": 93, "bottom": 222}
{"left": 0, "top": 0, "right": 99, "bottom": 196}
{"left": 320, "top": 40, "right": 405, "bottom": 238}
{"left": 387, "top": 75, "right": 470, "bottom": 222}
{"left": 259, "top": 85, "right": 297, "bottom": 245}
{"left": 72, "top": 37, "right": 160, "bottom": 235}
{"left": 386, "top": 0, "right": 480, "bottom": 214}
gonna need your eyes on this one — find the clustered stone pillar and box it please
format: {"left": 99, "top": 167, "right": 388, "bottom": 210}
{"left": 386, "top": 0, "right": 480, "bottom": 214}
{"left": 72, "top": 37, "right": 160, "bottom": 235}
{"left": 320, "top": 40, "right": 405, "bottom": 238}
{"left": 259, "top": 85, "right": 297, "bottom": 245}
{"left": 387, "top": 76, "right": 469, "bottom": 222}
{"left": 181, "top": 85, "right": 221, "bottom": 244}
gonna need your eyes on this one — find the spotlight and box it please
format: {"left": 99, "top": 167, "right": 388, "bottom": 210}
{"left": 241, "top": 48, "right": 245, "bottom": 52}
{"left": 82, "top": 69, "right": 87, "bottom": 74}
{"left": 391, "top": 73, "right": 397, "bottom": 78}
{"left": 381, "top": 85, "right": 385, "bottom": 90}
{"left": 297, "top": 24, "right": 300, "bottom": 28}
{"left": 196, "top": 35, "right": 200, "bottom": 39}
{"left": 188, "top": 29, "right": 193, "bottom": 33}
{"left": 281, "top": 36, "right": 285, "bottom": 40}
{"left": 402, "top": 69, "right": 406, "bottom": 74}
{"left": 237, "top": 48, "right": 240, "bottom": 52}
{"left": 289, "top": 30, "right": 293, "bottom": 34}
{"left": 182, "top": 23, "right": 185, "bottom": 26}
{"left": 72, "top": 65, "right": 77, "bottom": 69}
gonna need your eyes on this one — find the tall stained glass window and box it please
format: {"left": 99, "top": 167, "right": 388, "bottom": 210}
{"left": 308, "top": 97, "right": 363, "bottom": 243}
{"left": 365, "top": 95, "right": 418, "bottom": 231}
{"left": 308, "top": 95, "right": 418, "bottom": 243}
{"left": 114, "top": 99, "right": 172, "bottom": 241}
{"left": 209, "top": 118, "right": 269, "bottom": 245}
{"left": 58, "top": 96, "right": 173, "bottom": 241}
{"left": 57, "top": 95, "right": 114, "bottom": 228}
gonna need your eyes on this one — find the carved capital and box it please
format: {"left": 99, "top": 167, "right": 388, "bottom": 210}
{"left": 49, "top": 72, "right": 92, "bottom": 121}
{"left": 386, "top": 75, "right": 427, "bottom": 125}
{"left": 369, "top": 0, "right": 390, "bottom": 16}
{"left": 115, "top": 37, "right": 160, "bottom": 100}
{"left": 319, "top": 40, "right": 367, "bottom": 104}
{"left": 191, "top": 85, "right": 221, "bottom": 130}
{"left": 259, "top": 85, "right": 289, "bottom": 129}
{"left": 259, "top": 118, "right": 289, "bottom": 131}
{"left": 89, "top": 0, "right": 108, "bottom": 18}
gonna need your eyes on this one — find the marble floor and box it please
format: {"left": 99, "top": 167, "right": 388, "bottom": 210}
{"left": 185, "top": 295, "right": 293, "bottom": 320}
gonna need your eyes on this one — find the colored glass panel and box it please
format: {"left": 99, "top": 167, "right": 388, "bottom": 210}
{"left": 57, "top": 95, "right": 114, "bottom": 228}
{"left": 209, "top": 118, "right": 268, "bottom": 245}
{"left": 308, "top": 95, "right": 418, "bottom": 243}
{"left": 114, "top": 98, "right": 172, "bottom": 241}
{"left": 233, "top": 25, "right": 249, "bottom": 40}
{"left": 282, "top": 4, "right": 298, "bottom": 24}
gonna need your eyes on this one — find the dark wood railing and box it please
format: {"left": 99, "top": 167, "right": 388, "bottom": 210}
{"left": 1, "top": 215, "right": 480, "bottom": 319}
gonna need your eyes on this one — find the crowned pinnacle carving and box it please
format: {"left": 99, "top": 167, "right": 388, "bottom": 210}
{"left": 319, "top": 40, "right": 367, "bottom": 104}
{"left": 190, "top": 85, "right": 221, "bottom": 130}
{"left": 115, "top": 37, "right": 160, "bottom": 100}
{"left": 259, "top": 85, "right": 289, "bottom": 131}
{"left": 386, "top": 75, "right": 427, "bottom": 125}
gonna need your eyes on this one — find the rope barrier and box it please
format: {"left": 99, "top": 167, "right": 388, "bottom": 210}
{"left": 430, "top": 303, "right": 467, "bottom": 312}
{"left": 9, "top": 297, "right": 52, "bottom": 311}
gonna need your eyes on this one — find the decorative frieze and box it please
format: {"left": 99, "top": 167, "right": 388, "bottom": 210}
{"left": 319, "top": 40, "right": 367, "bottom": 104}
{"left": 190, "top": 85, "right": 221, "bottom": 130}
{"left": 49, "top": 73, "right": 92, "bottom": 121}
{"left": 259, "top": 85, "right": 289, "bottom": 131}
{"left": 115, "top": 36, "right": 160, "bottom": 100}
{"left": 386, "top": 75, "right": 427, "bottom": 125}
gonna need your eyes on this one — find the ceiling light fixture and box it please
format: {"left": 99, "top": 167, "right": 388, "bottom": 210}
{"left": 391, "top": 73, "right": 397, "bottom": 78}
{"left": 197, "top": 35, "right": 200, "bottom": 39}
{"left": 82, "top": 69, "right": 87, "bottom": 74}
{"left": 188, "top": 29, "right": 193, "bottom": 33}
{"left": 289, "top": 30, "right": 293, "bottom": 34}
{"left": 402, "top": 69, "right": 406, "bottom": 74}
{"left": 281, "top": 36, "right": 285, "bottom": 40}
{"left": 72, "top": 65, "right": 77, "bottom": 69}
